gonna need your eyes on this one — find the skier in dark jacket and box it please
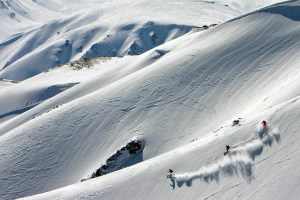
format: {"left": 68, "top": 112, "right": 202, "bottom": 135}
{"left": 167, "top": 169, "right": 175, "bottom": 189}
{"left": 224, "top": 145, "right": 230, "bottom": 155}
{"left": 262, "top": 120, "right": 267, "bottom": 128}
{"left": 168, "top": 169, "right": 174, "bottom": 175}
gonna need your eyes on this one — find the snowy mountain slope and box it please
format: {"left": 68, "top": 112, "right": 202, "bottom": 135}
{"left": 0, "top": 78, "right": 17, "bottom": 90}
{"left": 0, "top": 0, "right": 282, "bottom": 81}
{"left": 0, "top": 51, "right": 175, "bottom": 135}
{"left": 0, "top": 52, "right": 161, "bottom": 125}
{"left": 0, "top": 1, "right": 299, "bottom": 199}
{"left": 0, "top": 59, "right": 104, "bottom": 123}
{"left": 23, "top": 100, "right": 300, "bottom": 200}
{"left": 0, "top": 0, "right": 103, "bottom": 38}
{"left": 0, "top": 19, "right": 192, "bottom": 81}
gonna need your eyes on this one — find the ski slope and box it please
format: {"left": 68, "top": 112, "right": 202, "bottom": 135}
{"left": 1, "top": 0, "right": 300, "bottom": 200}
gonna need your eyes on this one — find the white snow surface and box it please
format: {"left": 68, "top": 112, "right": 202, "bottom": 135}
{"left": 1, "top": 0, "right": 300, "bottom": 200}
{"left": 0, "top": 0, "right": 282, "bottom": 80}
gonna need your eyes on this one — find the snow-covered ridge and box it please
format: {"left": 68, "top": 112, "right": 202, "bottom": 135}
{"left": 0, "top": 0, "right": 282, "bottom": 81}
{"left": 1, "top": 0, "right": 112, "bottom": 36}
{"left": 0, "top": 56, "right": 120, "bottom": 123}
{"left": 0, "top": 78, "right": 18, "bottom": 91}
{"left": 0, "top": 19, "right": 193, "bottom": 80}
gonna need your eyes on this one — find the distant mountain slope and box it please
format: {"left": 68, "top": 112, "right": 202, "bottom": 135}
{"left": 0, "top": 0, "right": 282, "bottom": 80}
{"left": 0, "top": 0, "right": 101, "bottom": 36}
{"left": 0, "top": 1, "right": 299, "bottom": 200}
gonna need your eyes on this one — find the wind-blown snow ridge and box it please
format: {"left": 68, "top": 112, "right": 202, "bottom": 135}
{"left": 173, "top": 127, "right": 280, "bottom": 187}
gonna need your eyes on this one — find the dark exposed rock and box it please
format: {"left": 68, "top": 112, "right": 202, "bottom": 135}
{"left": 81, "top": 140, "right": 145, "bottom": 182}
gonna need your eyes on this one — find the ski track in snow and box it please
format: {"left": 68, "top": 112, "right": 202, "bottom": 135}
{"left": 173, "top": 128, "right": 280, "bottom": 187}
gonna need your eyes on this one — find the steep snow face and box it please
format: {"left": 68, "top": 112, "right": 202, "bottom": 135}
{"left": 0, "top": 1, "right": 300, "bottom": 200}
{"left": 0, "top": 0, "right": 282, "bottom": 80}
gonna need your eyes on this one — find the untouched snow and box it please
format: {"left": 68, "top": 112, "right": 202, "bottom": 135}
{"left": 0, "top": 0, "right": 282, "bottom": 80}
{"left": 0, "top": 78, "right": 17, "bottom": 91}
{"left": 0, "top": 0, "right": 101, "bottom": 38}
{"left": 0, "top": 0, "right": 300, "bottom": 200}
{"left": 0, "top": 57, "right": 119, "bottom": 123}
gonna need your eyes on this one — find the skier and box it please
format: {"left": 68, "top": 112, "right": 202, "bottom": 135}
{"left": 224, "top": 145, "right": 230, "bottom": 156}
{"left": 232, "top": 119, "right": 240, "bottom": 126}
{"left": 167, "top": 169, "right": 174, "bottom": 177}
{"left": 259, "top": 120, "right": 268, "bottom": 139}
{"left": 167, "top": 169, "right": 175, "bottom": 189}
{"left": 262, "top": 120, "right": 267, "bottom": 128}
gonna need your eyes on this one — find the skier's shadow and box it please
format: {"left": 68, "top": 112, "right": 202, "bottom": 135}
{"left": 167, "top": 175, "right": 176, "bottom": 190}
{"left": 259, "top": 128, "right": 281, "bottom": 147}
{"left": 170, "top": 129, "right": 281, "bottom": 188}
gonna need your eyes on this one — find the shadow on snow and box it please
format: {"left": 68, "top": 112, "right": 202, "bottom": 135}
{"left": 170, "top": 127, "right": 280, "bottom": 188}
